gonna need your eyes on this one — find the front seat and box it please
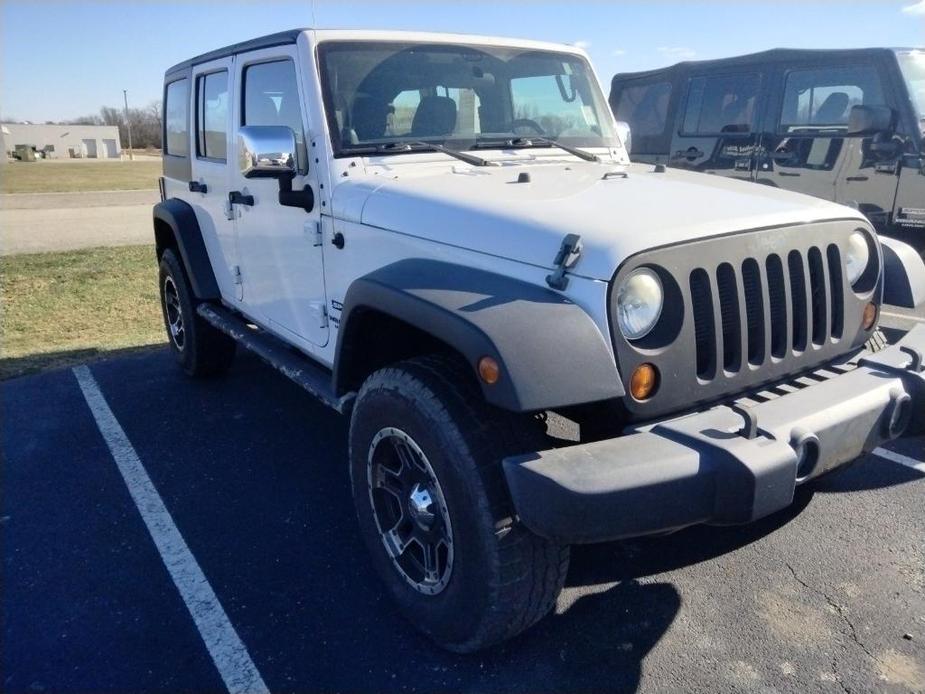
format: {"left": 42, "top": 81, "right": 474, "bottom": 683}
{"left": 352, "top": 95, "right": 390, "bottom": 141}
{"left": 813, "top": 92, "right": 850, "bottom": 125}
{"left": 411, "top": 96, "right": 457, "bottom": 137}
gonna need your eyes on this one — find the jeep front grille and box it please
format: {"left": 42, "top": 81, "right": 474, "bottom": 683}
{"left": 689, "top": 246, "right": 845, "bottom": 382}
{"left": 610, "top": 221, "right": 880, "bottom": 420}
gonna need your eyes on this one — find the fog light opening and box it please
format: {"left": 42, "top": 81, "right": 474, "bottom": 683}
{"left": 630, "top": 363, "right": 659, "bottom": 401}
{"left": 862, "top": 302, "right": 878, "bottom": 331}
{"left": 792, "top": 429, "right": 821, "bottom": 482}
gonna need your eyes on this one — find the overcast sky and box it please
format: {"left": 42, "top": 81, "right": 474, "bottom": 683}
{"left": 1, "top": 0, "right": 923, "bottom": 122}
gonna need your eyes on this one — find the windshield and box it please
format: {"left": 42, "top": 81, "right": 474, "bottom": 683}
{"left": 897, "top": 50, "right": 925, "bottom": 136}
{"left": 317, "top": 41, "right": 617, "bottom": 156}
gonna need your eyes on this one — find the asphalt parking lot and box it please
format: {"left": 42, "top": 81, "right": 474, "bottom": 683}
{"left": 3, "top": 314, "right": 924, "bottom": 693}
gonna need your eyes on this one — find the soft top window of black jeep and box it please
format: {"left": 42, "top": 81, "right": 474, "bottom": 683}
{"left": 317, "top": 41, "right": 617, "bottom": 157}
{"left": 897, "top": 50, "right": 925, "bottom": 135}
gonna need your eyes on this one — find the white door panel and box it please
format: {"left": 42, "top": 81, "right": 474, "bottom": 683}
{"left": 232, "top": 49, "right": 328, "bottom": 347}
{"left": 190, "top": 57, "right": 239, "bottom": 302}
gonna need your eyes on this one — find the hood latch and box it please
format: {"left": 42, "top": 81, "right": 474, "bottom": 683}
{"left": 546, "top": 234, "right": 583, "bottom": 290}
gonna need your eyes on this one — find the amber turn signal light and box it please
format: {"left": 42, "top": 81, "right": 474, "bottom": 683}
{"left": 478, "top": 356, "right": 501, "bottom": 385}
{"left": 630, "top": 363, "right": 658, "bottom": 400}
{"left": 862, "top": 302, "right": 878, "bottom": 331}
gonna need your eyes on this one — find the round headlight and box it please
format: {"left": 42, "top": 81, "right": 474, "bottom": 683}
{"left": 845, "top": 231, "right": 870, "bottom": 286}
{"left": 616, "top": 268, "right": 664, "bottom": 340}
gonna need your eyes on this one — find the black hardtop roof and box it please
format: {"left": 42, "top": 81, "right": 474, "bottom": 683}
{"left": 165, "top": 28, "right": 309, "bottom": 76}
{"left": 612, "top": 47, "right": 918, "bottom": 83}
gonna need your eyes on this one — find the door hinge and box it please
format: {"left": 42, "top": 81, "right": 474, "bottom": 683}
{"left": 308, "top": 300, "right": 328, "bottom": 329}
{"left": 232, "top": 265, "right": 243, "bottom": 285}
{"left": 308, "top": 220, "right": 323, "bottom": 247}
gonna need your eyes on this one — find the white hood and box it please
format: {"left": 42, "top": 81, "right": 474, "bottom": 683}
{"left": 331, "top": 159, "right": 867, "bottom": 281}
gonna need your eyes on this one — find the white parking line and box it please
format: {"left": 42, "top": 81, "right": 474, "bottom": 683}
{"left": 73, "top": 366, "right": 270, "bottom": 694}
{"left": 872, "top": 446, "right": 925, "bottom": 473}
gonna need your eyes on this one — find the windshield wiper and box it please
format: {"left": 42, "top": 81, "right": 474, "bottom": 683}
{"left": 347, "top": 141, "right": 497, "bottom": 167}
{"left": 406, "top": 141, "right": 497, "bottom": 167}
{"left": 473, "top": 137, "right": 601, "bottom": 163}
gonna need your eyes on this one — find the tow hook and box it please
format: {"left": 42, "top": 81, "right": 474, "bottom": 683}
{"left": 791, "top": 428, "right": 821, "bottom": 482}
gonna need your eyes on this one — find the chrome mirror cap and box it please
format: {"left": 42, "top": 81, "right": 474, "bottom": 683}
{"left": 238, "top": 125, "right": 297, "bottom": 178}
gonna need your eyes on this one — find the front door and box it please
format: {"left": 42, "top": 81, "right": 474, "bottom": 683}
{"left": 757, "top": 61, "right": 898, "bottom": 210}
{"left": 892, "top": 146, "right": 925, "bottom": 233}
{"left": 668, "top": 71, "right": 763, "bottom": 182}
{"left": 231, "top": 49, "right": 328, "bottom": 348}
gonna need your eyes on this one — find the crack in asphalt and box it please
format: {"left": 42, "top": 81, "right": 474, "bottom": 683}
{"left": 785, "top": 562, "right": 881, "bottom": 692}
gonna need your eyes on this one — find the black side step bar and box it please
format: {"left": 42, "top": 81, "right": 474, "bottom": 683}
{"left": 197, "top": 304, "right": 355, "bottom": 414}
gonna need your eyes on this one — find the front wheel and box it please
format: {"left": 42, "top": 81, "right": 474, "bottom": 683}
{"left": 349, "top": 355, "right": 569, "bottom": 652}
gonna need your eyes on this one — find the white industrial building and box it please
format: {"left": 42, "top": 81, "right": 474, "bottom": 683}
{"left": 1, "top": 123, "right": 122, "bottom": 161}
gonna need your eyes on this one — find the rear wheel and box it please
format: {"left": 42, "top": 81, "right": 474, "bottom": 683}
{"left": 349, "top": 355, "right": 569, "bottom": 652}
{"left": 158, "top": 249, "right": 236, "bottom": 377}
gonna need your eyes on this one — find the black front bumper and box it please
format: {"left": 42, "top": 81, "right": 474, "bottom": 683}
{"left": 503, "top": 326, "right": 925, "bottom": 544}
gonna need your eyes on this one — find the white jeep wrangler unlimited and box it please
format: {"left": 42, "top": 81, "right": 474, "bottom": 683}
{"left": 155, "top": 29, "right": 925, "bottom": 652}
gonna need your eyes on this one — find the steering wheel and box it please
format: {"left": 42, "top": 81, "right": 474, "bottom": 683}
{"left": 511, "top": 118, "right": 545, "bottom": 136}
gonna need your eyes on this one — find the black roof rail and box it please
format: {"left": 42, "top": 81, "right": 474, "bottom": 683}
{"left": 165, "top": 28, "right": 310, "bottom": 76}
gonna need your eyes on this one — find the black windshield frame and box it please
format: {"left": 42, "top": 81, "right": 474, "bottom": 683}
{"left": 316, "top": 39, "right": 616, "bottom": 158}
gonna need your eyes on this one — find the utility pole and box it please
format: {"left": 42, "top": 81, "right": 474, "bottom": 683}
{"left": 123, "top": 89, "right": 134, "bottom": 161}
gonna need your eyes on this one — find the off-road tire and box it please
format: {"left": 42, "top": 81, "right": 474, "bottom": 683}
{"left": 349, "top": 354, "right": 569, "bottom": 653}
{"left": 158, "top": 249, "right": 236, "bottom": 377}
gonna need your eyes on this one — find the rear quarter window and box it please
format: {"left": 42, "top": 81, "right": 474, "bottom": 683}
{"left": 612, "top": 79, "right": 673, "bottom": 153}
{"left": 165, "top": 79, "right": 190, "bottom": 157}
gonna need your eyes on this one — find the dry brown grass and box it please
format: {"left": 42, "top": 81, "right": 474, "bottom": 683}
{"left": 0, "top": 160, "right": 161, "bottom": 194}
{"left": 0, "top": 245, "right": 166, "bottom": 379}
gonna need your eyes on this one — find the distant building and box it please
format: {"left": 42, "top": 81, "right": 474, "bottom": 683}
{"left": 1, "top": 123, "right": 122, "bottom": 161}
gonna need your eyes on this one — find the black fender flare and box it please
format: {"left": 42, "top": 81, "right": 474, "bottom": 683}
{"left": 880, "top": 236, "right": 925, "bottom": 309}
{"left": 333, "top": 259, "right": 624, "bottom": 412}
{"left": 153, "top": 198, "right": 220, "bottom": 300}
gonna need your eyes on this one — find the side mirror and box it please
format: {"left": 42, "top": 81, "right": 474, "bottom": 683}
{"left": 847, "top": 105, "right": 895, "bottom": 136}
{"left": 237, "top": 125, "right": 314, "bottom": 213}
{"left": 238, "top": 125, "right": 298, "bottom": 178}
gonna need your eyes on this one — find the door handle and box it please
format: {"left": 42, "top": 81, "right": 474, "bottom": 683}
{"left": 769, "top": 150, "right": 796, "bottom": 162}
{"left": 672, "top": 147, "right": 704, "bottom": 162}
{"left": 846, "top": 175, "right": 869, "bottom": 182}
{"left": 229, "top": 191, "right": 254, "bottom": 206}
{"left": 188, "top": 181, "right": 208, "bottom": 194}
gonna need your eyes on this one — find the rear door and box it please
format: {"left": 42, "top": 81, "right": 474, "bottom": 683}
{"left": 610, "top": 74, "right": 678, "bottom": 164}
{"left": 758, "top": 59, "right": 898, "bottom": 212}
{"left": 189, "top": 57, "right": 240, "bottom": 300}
{"left": 668, "top": 69, "right": 764, "bottom": 181}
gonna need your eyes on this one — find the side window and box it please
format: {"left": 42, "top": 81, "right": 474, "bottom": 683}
{"left": 779, "top": 65, "right": 885, "bottom": 131}
{"left": 196, "top": 71, "right": 228, "bottom": 160}
{"left": 612, "top": 79, "right": 672, "bottom": 153}
{"left": 243, "top": 59, "right": 305, "bottom": 147}
{"left": 511, "top": 75, "right": 601, "bottom": 139}
{"left": 613, "top": 81, "right": 672, "bottom": 137}
{"left": 681, "top": 73, "right": 761, "bottom": 135}
{"left": 165, "top": 79, "right": 189, "bottom": 157}
{"left": 389, "top": 90, "right": 421, "bottom": 135}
